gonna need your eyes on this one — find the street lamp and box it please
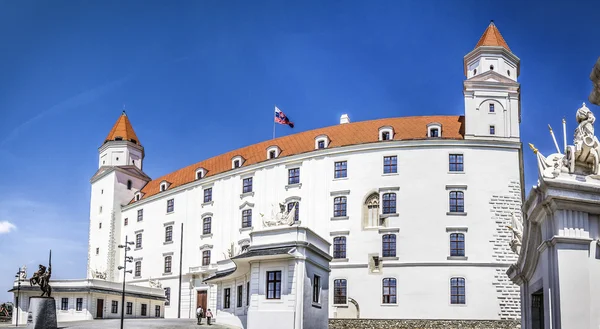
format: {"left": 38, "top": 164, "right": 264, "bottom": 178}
{"left": 14, "top": 268, "right": 22, "bottom": 328}
{"left": 117, "top": 236, "right": 135, "bottom": 329}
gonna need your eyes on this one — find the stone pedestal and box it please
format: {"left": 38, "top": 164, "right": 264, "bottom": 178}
{"left": 26, "top": 297, "right": 57, "bottom": 329}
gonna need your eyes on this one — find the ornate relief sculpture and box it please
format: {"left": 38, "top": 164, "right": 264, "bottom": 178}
{"left": 262, "top": 202, "right": 297, "bottom": 227}
{"left": 91, "top": 268, "right": 107, "bottom": 280}
{"left": 20, "top": 265, "right": 27, "bottom": 280}
{"left": 573, "top": 103, "right": 600, "bottom": 175}
{"left": 507, "top": 212, "right": 523, "bottom": 255}
{"left": 148, "top": 277, "right": 162, "bottom": 289}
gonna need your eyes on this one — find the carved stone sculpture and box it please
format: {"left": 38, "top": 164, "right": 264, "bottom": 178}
{"left": 29, "top": 250, "right": 52, "bottom": 297}
{"left": 91, "top": 269, "right": 107, "bottom": 280}
{"left": 573, "top": 103, "right": 600, "bottom": 175}
{"left": 20, "top": 265, "right": 27, "bottom": 280}
{"left": 262, "top": 202, "right": 296, "bottom": 227}
{"left": 149, "top": 277, "right": 162, "bottom": 289}
{"left": 507, "top": 212, "right": 523, "bottom": 255}
{"left": 590, "top": 57, "right": 600, "bottom": 105}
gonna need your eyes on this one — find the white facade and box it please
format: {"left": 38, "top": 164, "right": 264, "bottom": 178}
{"left": 78, "top": 23, "right": 526, "bottom": 327}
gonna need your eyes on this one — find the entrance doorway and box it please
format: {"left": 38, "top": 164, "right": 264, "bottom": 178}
{"left": 531, "top": 290, "right": 544, "bottom": 329}
{"left": 197, "top": 291, "right": 208, "bottom": 312}
{"left": 96, "top": 299, "right": 104, "bottom": 318}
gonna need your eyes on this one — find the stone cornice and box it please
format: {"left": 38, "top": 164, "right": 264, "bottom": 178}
{"left": 121, "top": 139, "right": 522, "bottom": 211}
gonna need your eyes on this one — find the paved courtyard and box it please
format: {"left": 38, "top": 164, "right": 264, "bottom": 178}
{"left": 0, "top": 318, "right": 235, "bottom": 329}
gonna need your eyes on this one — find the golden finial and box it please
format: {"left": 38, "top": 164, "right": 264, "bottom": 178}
{"left": 529, "top": 143, "right": 538, "bottom": 154}
{"left": 548, "top": 124, "right": 553, "bottom": 132}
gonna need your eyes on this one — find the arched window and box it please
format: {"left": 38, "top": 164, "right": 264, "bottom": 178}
{"left": 333, "top": 279, "right": 347, "bottom": 305}
{"left": 382, "top": 193, "right": 396, "bottom": 214}
{"left": 333, "top": 197, "right": 347, "bottom": 217}
{"left": 287, "top": 202, "right": 299, "bottom": 222}
{"left": 382, "top": 278, "right": 396, "bottom": 304}
{"left": 490, "top": 65, "right": 494, "bottom": 71}
{"left": 333, "top": 237, "right": 346, "bottom": 259}
{"left": 450, "top": 233, "right": 465, "bottom": 256}
{"left": 450, "top": 277, "right": 466, "bottom": 304}
{"left": 127, "top": 180, "right": 132, "bottom": 190}
{"left": 382, "top": 234, "right": 396, "bottom": 257}
{"left": 363, "top": 193, "right": 380, "bottom": 227}
{"left": 449, "top": 191, "right": 464, "bottom": 213}
{"left": 164, "top": 256, "right": 172, "bottom": 273}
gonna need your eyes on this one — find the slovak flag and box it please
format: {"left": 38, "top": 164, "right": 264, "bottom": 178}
{"left": 274, "top": 106, "right": 294, "bottom": 128}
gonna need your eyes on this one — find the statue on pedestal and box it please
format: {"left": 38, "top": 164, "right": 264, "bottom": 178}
{"left": 507, "top": 212, "right": 523, "bottom": 255}
{"left": 29, "top": 250, "right": 52, "bottom": 297}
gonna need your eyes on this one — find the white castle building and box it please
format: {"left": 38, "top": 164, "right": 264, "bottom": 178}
{"left": 11, "top": 21, "right": 524, "bottom": 328}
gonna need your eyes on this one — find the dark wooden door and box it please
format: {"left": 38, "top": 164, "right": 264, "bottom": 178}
{"left": 96, "top": 299, "right": 104, "bottom": 318}
{"left": 197, "top": 291, "right": 207, "bottom": 312}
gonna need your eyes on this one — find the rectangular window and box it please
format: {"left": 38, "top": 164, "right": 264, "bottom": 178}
{"left": 243, "top": 177, "right": 253, "bottom": 193}
{"left": 124, "top": 218, "right": 128, "bottom": 226}
{"left": 165, "top": 226, "right": 173, "bottom": 242}
{"left": 111, "top": 301, "right": 118, "bottom": 313}
{"left": 224, "top": 288, "right": 231, "bottom": 308}
{"left": 167, "top": 199, "right": 174, "bottom": 213}
{"left": 135, "top": 261, "right": 141, "bottom": 277}
{"left": 242, "top": 209, "right": 252, "bottom": 228}
{"left": 382, "top": 278, "right": 397, "bottom": 304}
{"left": 333, "top": 196, "right": 347, "bottom": 217}
{"left": 449, "top": 154, "right": 464, "bottom": 172}
{"left": 203, "top": 217, "right": 212, "bottom": 235}
{"left": 164, "top": 256, "right": 172, "bottom": 273}
{"left": 96, "top": 247, "right": 99, "bottom": 255}
{"left": 382, "top": 234, "right": 396, "bottom": 257}
{"left": 450, "top": 233, "right": 465, "bottom": 256}
{"left": 451, "top": 278, "right": 466, "bottom": 304}
{"left": 202, "top": 250, "right": 211, "bottom": 266}
{"left": 334, "top": 161, "right": 347, "bottom": 178}
{"left": 383, "top": 156, "right": 397, "bottom": 174}
{"left": 269, "top": 150, "right": 276, "bottom": 159}
{"left": 489, "top": 103, "right": 495, "bottom": 112}
{"left": 333, "top": 279, "right": 347, "bottom": 304}
{"left": 76, "top": 298, "right": 83, "bottom": 311}
{"left": 234, "top": 160, "right": 240, "bottom": 168}
{"left": 288, "top": 168, "right": 300, "bottom": 185}
{"left": 155, "top": 305, "right": 161, "bottom": 317}
{"left": 333, "top": 237, "right": 346, "bottom": 259}
{"left": 164, "top": 288, "right": 171, "bottom": 306}
{"left": 136, "top": 233, "right": 142, "bottom": 248}
{"left": 61, "top": 298, "right": 68, "bottom": 311}
{"left": 312, "top": 275, "right": 321, "bottom": 303}
{"left": 382, "top": 193, "right": 396, "bottom": 214}
{"left": 266, "top": 271, "right": 282, "bottom": 299}
{"left": 99, "top": 222, "right": 102, "bottom": 229}
{"left": 490, "top": 125, "right": 495, "bottom": 135}
{"left": 126, "top": 302, "right": 132, "bottom": 315}
{"left": 141, "top": 304, "right": 147, "bottom": 316}
{"left": 318, "top": 140, "right": 325, "bottom": 149}
{"left": 449, "top": 191, "right": 465, "bottom": 213}
{"left": 204, "top": 188, "right": 212, "bottom": 203}
{"left": 382, "top": 131, "right": 390, "bottom": 140}
{"left": 137, "top": 209, "right": 143, "bottom": 222}
{"left": 287, "top": 202, "right": 299, "bottom": 222}
{"left": 246, "top": 282, "right": 250, "bottom": 305}
{"left": 237, "top": 285, "right": 243, "bottom": 308}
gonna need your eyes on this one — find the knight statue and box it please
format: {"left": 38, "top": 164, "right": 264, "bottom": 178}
{"left": 29, "top": 250, "right": 52, "bottom": 297}
{"left": 573, "top": 103, "right": 600, "bottom": 175}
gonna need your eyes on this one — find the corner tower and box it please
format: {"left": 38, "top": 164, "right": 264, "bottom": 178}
{"left": 463, "top": 21, "right": 521, "bottom": 141}
{"left": 88, "top": 111, "right": 150, "bottom": 281}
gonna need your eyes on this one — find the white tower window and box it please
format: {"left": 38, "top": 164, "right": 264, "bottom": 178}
{"left": 489, "top": 104, "right": 495, "bottom": 113}
{"left": 427, "top": 123, "right": 442, "bottom": 138}
{"left": 314, "top": 135, "right": 330, "bottom": 149}
{"left": 490, "top": 125, "right": 496, "bottom": 135}
{"left": 490, "top": 65, "right": 494, "bottom": 71}
{"left": 195, "top": 168, "right": 207, "bottom": 180}
{"left": 231, "top": 156, "right": 245, "bottom": 169}
{"left": 266, "top": 146, "right": 281, "bottom": 159}
{"left": 378, "top": 127, "right": 394, "bottom": 141}
{"left": 160, "top": 180, "right": 171, "bottom": 192}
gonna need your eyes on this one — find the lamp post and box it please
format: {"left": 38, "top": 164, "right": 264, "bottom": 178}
{"left": 117, "top": 236, "right": 134, "bottom": 329}
{"left": 14, "top": 268, "right": 22, "bottom": 328}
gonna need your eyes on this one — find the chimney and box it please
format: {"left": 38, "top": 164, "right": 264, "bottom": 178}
{"left": 340, "top": 114, "right": 350, "bottom": 124}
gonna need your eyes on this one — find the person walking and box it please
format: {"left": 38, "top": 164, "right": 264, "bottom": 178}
{"left": 196, "top": 305, "right": 204, "bottom": 325}
{"left": 206, "top": 308, "right": 213, "bottom": 325}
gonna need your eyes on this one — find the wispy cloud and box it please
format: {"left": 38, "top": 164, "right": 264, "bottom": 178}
{"left": 0, "top": 74, "right": 132, "bottom": 148}
{"left": 0, "top": 221, "right": 16, "bottom": 234}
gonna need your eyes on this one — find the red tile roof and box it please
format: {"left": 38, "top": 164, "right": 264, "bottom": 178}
{"left": 132, "top": 115, "right": 464, "bottom": 203}
{"left": 105, "top": 111, "right": 141, "bottom": 146}
{"left": 475, "top": 21, "right": 511, "bottom": 52}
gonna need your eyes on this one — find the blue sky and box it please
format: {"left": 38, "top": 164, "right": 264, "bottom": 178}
{"left": 1, "top": 0, "right": 599, "bottom": 302}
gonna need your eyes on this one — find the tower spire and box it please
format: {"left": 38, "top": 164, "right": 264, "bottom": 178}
{"left": 104, "top": 111, "right": 141, "bottom": 146}
{"left": 474, "top": 21, "right": 511, "bottom": 51}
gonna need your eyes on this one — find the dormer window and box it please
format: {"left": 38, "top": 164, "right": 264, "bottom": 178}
{"left": 314, "top": 135, "right": 330, "bottom": 149}
{"left": 231, "top": 156, "right": 245, "bottom": 169}
{"left": 134, "top": 191, "right": 144, "bottom": 201}
{"left": 427, "top": 123, "right": 442, "bottom": 138}
{"left": 378, "top": 127, "right": 394, "bottom": 141}
{"left": 266, "top": 146, "right": 281, "bottom": 159}
{"left": 195, "top": 168, "right": 207, "bottom": 180}
{"left": 136, "top": 194, "right": 141, "bottom": 201}
{"left": 160, "top": 180, "right": 171, "bottom": 192}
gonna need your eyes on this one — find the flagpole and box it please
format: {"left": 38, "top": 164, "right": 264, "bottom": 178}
{"left": 273, "top": 105, "right": 276, "bottom": 139}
